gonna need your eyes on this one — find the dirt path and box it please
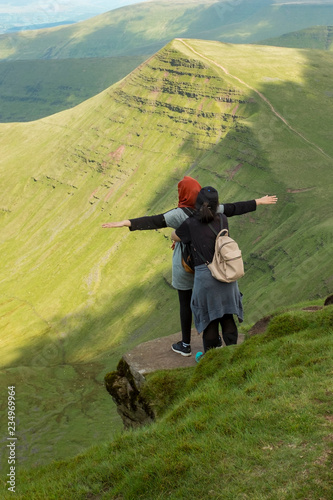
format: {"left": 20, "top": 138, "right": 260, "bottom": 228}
{"left": 176, "top": 39, "right": 332, "bottom": 160}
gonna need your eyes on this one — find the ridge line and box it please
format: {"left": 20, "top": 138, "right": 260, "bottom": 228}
{"left": 176, "top": 38, "right": 332, "bottom": 161}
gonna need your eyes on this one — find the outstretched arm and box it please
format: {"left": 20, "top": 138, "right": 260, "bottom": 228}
{"left": 255, "top": 195, "right": 278, "bottom": 205}
{"left": 102, "top": 213, "right": 167, "bottom": 231}
{"left": 102, "top": 220, "right": 131, "bottom": 228}
{"left": 222, "top": 195, "right": 277, "bottom": 217}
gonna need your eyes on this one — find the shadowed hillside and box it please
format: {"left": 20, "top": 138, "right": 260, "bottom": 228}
{"left": 0, "top": 55, "right": 148, "bottom": 122}
{"left": 0, "top": 38, "right": 332, "bottom": 469}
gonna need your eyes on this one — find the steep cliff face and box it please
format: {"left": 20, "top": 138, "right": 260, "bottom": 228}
{"left": 105, "top": 357, "right": 155, "bottom": 429}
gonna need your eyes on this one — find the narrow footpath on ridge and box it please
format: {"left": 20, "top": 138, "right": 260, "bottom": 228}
{"left": 176, "top": 38, "right": 332, "bottom": 161}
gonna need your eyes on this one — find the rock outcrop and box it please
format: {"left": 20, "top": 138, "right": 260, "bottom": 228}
{"left": 104, "top": 357, "right": 154, "bottom": 429}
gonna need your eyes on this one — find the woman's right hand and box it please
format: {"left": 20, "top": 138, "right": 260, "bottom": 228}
{"left": 255, "top": 195, "right": 278, "bottom": 205}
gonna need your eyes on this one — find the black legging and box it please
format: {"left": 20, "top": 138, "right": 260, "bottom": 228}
{"left": 177, "top": 289, "right": 193, "bottom": 344}
{"left": 203, "top": 314, "right": 238, "bottom": 352}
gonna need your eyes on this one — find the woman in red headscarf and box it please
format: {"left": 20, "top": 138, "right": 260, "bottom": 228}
{"left": 102, "top": 178, "right": 277, "bottom": 356}
{"left": 177, "top": 175, "right": 202, "bottom": 209}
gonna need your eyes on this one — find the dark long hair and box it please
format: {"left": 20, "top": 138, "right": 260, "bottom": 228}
{"left": 194, "top": 186, "right": 219, "bottom": 223}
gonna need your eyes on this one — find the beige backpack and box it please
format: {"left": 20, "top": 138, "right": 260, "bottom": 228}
{"left": 197, "top": 214, "right": 244, "bottom": 283}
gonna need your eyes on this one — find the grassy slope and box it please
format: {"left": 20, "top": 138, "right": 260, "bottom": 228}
{"left": 0, "top": 55, "right": 148, "bottom": 122}
{"left": 2, "top": 1, "right": 333, "bottom": 122}
{"left": 3, "top": 305, "right": 333, "bottom": 499}
{"left": 0, "top": 38, "right": 332, "bottom": 470}
{"left": 260, "top": 25, "right": 333, "bottom": 50}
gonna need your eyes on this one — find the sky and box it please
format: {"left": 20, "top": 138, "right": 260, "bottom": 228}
{"left": 0, "top": 0, "right": 148, "bottom": 32}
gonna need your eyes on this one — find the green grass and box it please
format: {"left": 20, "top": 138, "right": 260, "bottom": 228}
{"left": 2, "top": 305, "right": 332, "bottom": 499}
{"left": 0, "top": 38, "right": 332, "bottom": 473}
{"left": 0, "top": 55, "right": 148, "bottom": 122}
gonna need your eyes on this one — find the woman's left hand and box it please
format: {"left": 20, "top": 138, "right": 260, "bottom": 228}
{"left": 102, "top": 220, "right": 131, "bottom": 228}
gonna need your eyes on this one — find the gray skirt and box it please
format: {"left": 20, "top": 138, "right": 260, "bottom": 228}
{"left": 191, "top": 264, "right": 244, "bottom": 334}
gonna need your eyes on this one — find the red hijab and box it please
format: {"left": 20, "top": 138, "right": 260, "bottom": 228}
{"left": 177, "top": 176, "right": 202, "bottom": 209}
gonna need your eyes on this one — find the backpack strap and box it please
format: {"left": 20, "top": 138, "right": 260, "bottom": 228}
{"left": 192, "top": 246, "right": 208, "bottom": 265}
{"left": 192, "top": 214, "right": 229, "bottom": 266}
{"left": 180, "top": 207, "right": 195, "bottom": 217}
{"left": 208, "top": 213, "right": 227, "bottom": 236}
{"left": 192, "top": 214, "right": 223, "bottom": 265}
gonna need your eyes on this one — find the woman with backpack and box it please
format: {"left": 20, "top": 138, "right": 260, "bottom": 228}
{"left": 102, "top": 177, "right": 277, "bottom": 356}
{"left": 102, "top": 176, "right": 201, "bottom": 356}
{"left": 171, "top": 186, "right": 261, "bottom": 358}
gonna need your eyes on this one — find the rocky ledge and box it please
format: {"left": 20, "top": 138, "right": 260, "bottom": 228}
{"left": 104, "top": 330, "right": 244, "bottom": 429}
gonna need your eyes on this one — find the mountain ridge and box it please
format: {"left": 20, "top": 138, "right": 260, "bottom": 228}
{"left": 2, "top": 1, "right": 333, "bottom": 123}
{"left": 2, "top": 0, "right": 333, "bottom": 61}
